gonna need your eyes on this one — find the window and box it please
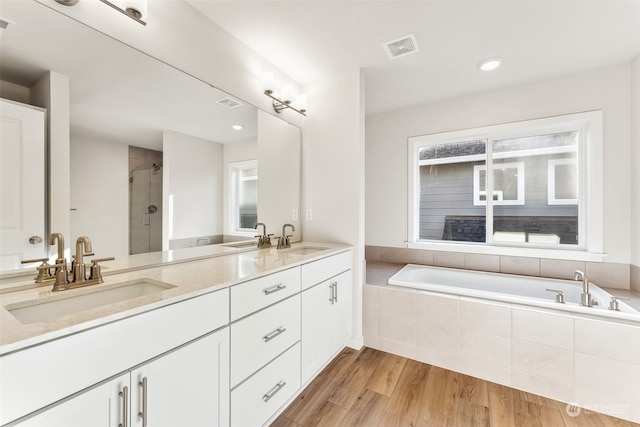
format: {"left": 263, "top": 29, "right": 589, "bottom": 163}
{"left": 408, "top": 111, "right": 603, "bottom": 255}
{"left": 229, "top": 160, "right": 258, "bottom": 232}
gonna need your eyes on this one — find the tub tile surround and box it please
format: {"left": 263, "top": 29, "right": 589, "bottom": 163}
{"left": 364, "top": 263, "right": 640, "bottom": 424}
{"left": 632, "top": 264, "right": 640, "bottom": 293}
{"left": 366, "top": 245, "right": 633, "bottom": 290}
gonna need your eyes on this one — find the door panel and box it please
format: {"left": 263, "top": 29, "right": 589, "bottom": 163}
{"left": 0, "top": 98, "right": 46, "bottom": 269}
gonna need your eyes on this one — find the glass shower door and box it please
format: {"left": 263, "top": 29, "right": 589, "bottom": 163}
{"left": 130, "top": 166, "right": 162, "bottom": 254}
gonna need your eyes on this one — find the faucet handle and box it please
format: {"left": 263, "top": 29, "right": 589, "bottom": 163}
{"left": 89, "top": 257, "right": 115, "bottom": 282}
{"left": 21, "top": 257, "right": 49, "bottom": 265}
{"left": 545, "top": 289, "right": 565, "bottom": 304}
{"left": 43, "top": 263, "right": 68, "bottom": 289}
{"left": 608, "top": 296, "right": 631, "bottom": 311}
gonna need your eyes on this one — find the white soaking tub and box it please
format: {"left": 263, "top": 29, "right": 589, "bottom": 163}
{"left": 388, "top": 264, "right": 639, "bottom": 321}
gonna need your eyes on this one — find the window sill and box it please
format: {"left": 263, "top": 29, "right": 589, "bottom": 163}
{"left": 406, "top": 241, "right": 606, "bottom": 262}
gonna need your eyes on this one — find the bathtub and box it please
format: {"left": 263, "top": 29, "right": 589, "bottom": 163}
{"left": 388, "top": 264, "right": 639, "bottom": 321}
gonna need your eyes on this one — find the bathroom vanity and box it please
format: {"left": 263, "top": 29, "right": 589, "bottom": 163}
{"left": 0, "top": 243, "right": 353, "bottom": 427}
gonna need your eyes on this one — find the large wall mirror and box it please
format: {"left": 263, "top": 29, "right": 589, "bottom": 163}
{"left": 0, "top": 0, "right": 301, "bottom": 276}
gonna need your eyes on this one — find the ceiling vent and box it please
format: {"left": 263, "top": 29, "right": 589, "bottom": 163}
{"left": 0, "top": 18, "right": 14, "bottom": 37}
{"left": 216, "top": 97, "right": 242, "bottom": 109}
{"left": 383, "top": 33, "right": 419, "bottom": 60}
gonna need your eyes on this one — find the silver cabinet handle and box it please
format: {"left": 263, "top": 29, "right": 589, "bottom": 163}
{"left": 138, "top": 377, "right": 148, "bottom": 427}
{"left": 329, "top": 282, "right": 334, "bottom": 304}
{"left": 332, "top": 280, "right": 338, "bottom": 303}
{"left": 263, "top": 327, "right": 286, "bottom": 342}
{"left": 119, "top": 385, "right": 129, "bottom": 427}
{"left": 264, "top": 284, "right": 286, "bottom": 295}
{"left": 263, "top": 381, "right": 287, "bottom": 402}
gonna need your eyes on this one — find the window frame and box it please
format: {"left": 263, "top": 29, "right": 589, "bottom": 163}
{"left": 228, "top": 159, "right": 258, "bottom": 235}
{"left": 547, "top": 158, "right": 579, "bottom": 205}
{"left": 473, "top": 161, "right": 525, "bottom": 206}
{"left": 407, "top": 110, "right": 603, "bottom": 261}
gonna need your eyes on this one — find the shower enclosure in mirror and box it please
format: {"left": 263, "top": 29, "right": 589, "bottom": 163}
{"left": 129, "top": 147, "right": 163, "bottom": 255}
{"left": 0, "top": 0, "right": 301, "bottom": 276}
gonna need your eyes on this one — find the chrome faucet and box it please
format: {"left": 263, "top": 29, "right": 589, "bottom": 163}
{"left": 254, "top": 223, "right": 272, "bottom": 248}
{"left": 574, "top": 269, "right": 592, "bottom": 307}
{"left": 73, "top": 236, "right": 93, "bottom": 283}
{"left": 278, "top": 224, "right": 295, "bottom": 249}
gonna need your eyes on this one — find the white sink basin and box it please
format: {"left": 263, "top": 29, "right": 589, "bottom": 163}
{"left": 284, "top": 246, "right": 329, "bottom": 255}
{"left": 223, "top": 241, "right": 257, "bottom": 248}
{"left": 7, "top": 279, "right": 176, "bottom": 324}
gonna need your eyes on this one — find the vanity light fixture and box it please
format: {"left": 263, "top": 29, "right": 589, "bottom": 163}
{"left": 99, "top": 0, "right": 147, "bottom": 25}
{"left": 477, "top": 57, "right": 502, "bottom": 71}
{"left": 55, "top": 0, "right": 147, "bottom": 26}
{"left": 261, "top": 71, "right": 307, "bottom": 116}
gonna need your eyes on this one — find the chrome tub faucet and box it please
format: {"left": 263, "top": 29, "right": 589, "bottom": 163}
{"left": 574, "top": 269, "right": 592, "bottom": 307}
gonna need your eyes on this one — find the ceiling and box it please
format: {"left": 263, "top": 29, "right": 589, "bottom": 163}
{"left": 0, "top": 0, "right": 258, "bottom": 150}
{"left": 187, "top": 0, "right": 640, "bottom": 116}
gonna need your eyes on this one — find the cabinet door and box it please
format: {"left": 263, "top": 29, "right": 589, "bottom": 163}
{"left": 329, "top": 270, "right": 352, "bottom": 354}
{"left": 16, "top": 373, "right": 129, "bottom": 427}
{"left": 301, "top": 281, "right": 331, "bottom": 384}
{"left": 301, "top": 270, "right": 353, "bottom": 384}
{"left": 130, "top": 328, "right": 230, "bottom": 427}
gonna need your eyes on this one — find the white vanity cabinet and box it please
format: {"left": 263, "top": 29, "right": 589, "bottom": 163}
{"left": 16, "top": 329, "right": 229, "bottom": 427}
{"left": 301, "top": 251, "right": 352, "bottom": 384}
{"left": 1, "top": 288, "right": 229, "bottom": 426}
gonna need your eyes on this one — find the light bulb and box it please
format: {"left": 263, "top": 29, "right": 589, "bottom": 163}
{"left": 261, "top": 71, "right": 274, "bottom": 94}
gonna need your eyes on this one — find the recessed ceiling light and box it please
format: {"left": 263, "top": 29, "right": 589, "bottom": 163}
{"left": 477, "top": 57, "right": 502, "bottom": 71}
{"left": 232, "top": 124, "right": 243, "bottom": 131}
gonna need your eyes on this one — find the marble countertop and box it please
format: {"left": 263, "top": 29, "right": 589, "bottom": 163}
{"left": 0, "top": 242, "right": 350, "bottom": 355}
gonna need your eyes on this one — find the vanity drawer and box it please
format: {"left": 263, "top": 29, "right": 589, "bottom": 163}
{"left": 231, "top": 266, "right": 300, "bottom": 321}
{"left": 231, "top": 342, "right": 301, "bottom": 427}
{"left": 230, "top": 295, "right": 301, "bottom": 387}
{"left": 301, "top": 250, "right": 352, "bottom": 290}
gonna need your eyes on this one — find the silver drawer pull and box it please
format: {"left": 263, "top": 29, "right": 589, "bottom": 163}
{"left": 264, "top": 284, "right": 286, "bottom": 295}
{"left": 263, "top": 380, "right": 287, "bottom": 402}
{"left": 263, "top": 327, "right": 286, "bottom": 342}
{"left": 118, "top": 385, "right": 129, "bottom": 427}
{"left": 138, "top": 377, "right": 148, "bottom": 427}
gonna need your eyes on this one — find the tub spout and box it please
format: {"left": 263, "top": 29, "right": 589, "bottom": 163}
{"left": 574, "top": 270, "right": 592, "bottom": 307}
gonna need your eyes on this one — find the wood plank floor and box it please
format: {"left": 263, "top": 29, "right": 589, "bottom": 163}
{"left": 271, "top": 347, "right": 639, "bottom": 427}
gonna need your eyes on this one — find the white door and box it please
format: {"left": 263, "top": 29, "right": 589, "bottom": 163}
{"left": 301, "top": 281, "right": 331, "bottom": 384}
{"left": 0, "top": 98, "right": 46, "bottom": 270}
{"left": 16, "top": 373, "right": 129, "bottom": 427}
{"left": 130, "top": 328, "right": 230, "bottom": 427}
{"left": 330, "top": 270, "right": 352, "bottom": 353}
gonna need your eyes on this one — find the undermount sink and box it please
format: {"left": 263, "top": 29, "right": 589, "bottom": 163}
{"left": 223, "top": 241, "right": 257, "bottom": 249}
{"left": 7, "top": 279, "right": 176, "bottom": 324}
{"left": 284, "top": 246, "right": 329, "bottom": 255}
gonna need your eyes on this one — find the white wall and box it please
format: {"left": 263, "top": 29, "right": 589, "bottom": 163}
{"left": 258, "top": 110, "right": 301, "bottom": 242}
{"left": 30, "top": 71, "right": 71, "bottom": 260}
{"left": 302, "top": 67, "right": 365, "bottom": 346}
{"left": 631, "top": 55, "right": 640, "bottom": 291}
{"left": 70, "top": 138, "right": 129, "bottom": 257}
{"left": 366, "top": 63, "right": 633, "bottom": 264}
{"left": 163, "top": 131, "right": 223, "bottom": 247}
